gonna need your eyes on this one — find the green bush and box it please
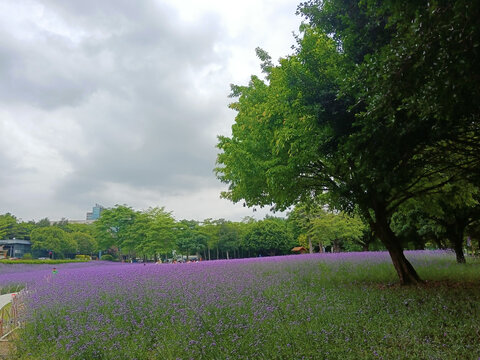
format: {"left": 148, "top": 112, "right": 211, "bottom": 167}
{"left": 22, "top": 253, "right": 33, "bottom": 260}
{"left": 75, "top": 255, "right": 92, "bottom": 260}
{"left": 100, "top": 254, "right": 114, "bottom": 261}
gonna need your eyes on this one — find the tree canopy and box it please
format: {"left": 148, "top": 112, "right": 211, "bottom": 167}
{"left": 216, "top": 0, "right": 480, "bottom": 284}
{"left": 244, "top": 217, "right": 295, "bottom": 256}
{"left": 30, "top": 227, "right": 77, "bottom": 259}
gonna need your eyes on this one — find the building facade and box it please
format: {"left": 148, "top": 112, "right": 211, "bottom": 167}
{"left": 0, "top": 239, "right": 32, "bottom": 258}
{"left": 86, "top": 203, "right": 105, "bottom": 220}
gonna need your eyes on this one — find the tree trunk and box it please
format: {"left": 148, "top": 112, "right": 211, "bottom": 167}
{"left": 385, "top": 242, "right": 422, "bottom": 285}
{"left": 318, "top": 242, "right": 324, "bottom": 253}
{"left": 216, "top": 247, "right": 219, "bottom": 260}
{"left": 226, "top": 250, "right": 230, "bottom": 260}
{"left": 333, "top": 239, "right": 340, "bottom": 253}
{"left": 308, "top": 237, "right": 313, "bottom": 254}
{"left": 373, "top": 204, "right": 422, "bottom": 285}
{"left": 453, "top": 240, "right": 466, "bottom": 263}
{"left": 445, "top": 220, "right": 467, "bottom": 264}
{"left": 208, "top": 247, "right": 211, "bottom": 261}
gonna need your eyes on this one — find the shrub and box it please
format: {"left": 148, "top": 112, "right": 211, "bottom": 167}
{"left": 75, "top": 255, "right": 92, "bottom": 260}
{"left": 100, "top": 254, "right": 114, "bottom": 261}
{"left": 22, "top": 253, "right": 33, "bottom": 260}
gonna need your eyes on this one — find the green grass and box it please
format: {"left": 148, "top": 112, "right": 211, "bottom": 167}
{"left": 9, "top": 253, "right": 480, "bottom": 359}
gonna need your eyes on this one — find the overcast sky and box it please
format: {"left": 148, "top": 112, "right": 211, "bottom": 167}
{"left": 0, "top": 0, "right": 302, "bottom": 222}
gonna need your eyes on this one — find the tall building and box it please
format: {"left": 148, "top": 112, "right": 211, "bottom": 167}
{"left": 86, "top": 203, "right": 105, "bottom": 220}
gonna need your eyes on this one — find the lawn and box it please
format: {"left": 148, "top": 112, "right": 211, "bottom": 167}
{"left": 1, "top": 251, "right": 479, "bottom": 359}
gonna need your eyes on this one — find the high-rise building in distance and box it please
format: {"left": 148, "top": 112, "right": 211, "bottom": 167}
{"left": 86, "top": 203, "right": 105, "bottom": 220}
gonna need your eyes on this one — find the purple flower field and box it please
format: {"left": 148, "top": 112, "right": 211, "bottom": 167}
{"left": 2, "top": 250, "right": 480, "bottom": 359}
{"left": 0, "top": 250, "right": 452, "bottom": 290}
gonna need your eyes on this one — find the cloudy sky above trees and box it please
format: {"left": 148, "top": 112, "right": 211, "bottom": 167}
{"left": 0, "top": 0, "right": 301, "bottom": 222}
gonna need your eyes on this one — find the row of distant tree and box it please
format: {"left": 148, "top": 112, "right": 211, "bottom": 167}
{"left": 0, "top": 213, "right": 97, "bottom": 259}
{"left": 0, "top": 205, "right": 364, "bottom": 261}
{"left": 1, "top": 197, "right": 478, "bottom": 261}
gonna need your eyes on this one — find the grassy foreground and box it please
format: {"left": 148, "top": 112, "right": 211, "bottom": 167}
{"left": 6, "top": 251, "right": 480, "bottom": 359}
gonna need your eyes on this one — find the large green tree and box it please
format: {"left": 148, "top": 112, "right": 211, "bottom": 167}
{"left": 311, "top": 211, "right": 366, "bottom": 252}
{"left": 134, "top": 207, "right": 176, "bottom": 261}
{"left": 30, "top": 227, "right": 77, "bottom": 259}
{"left": 199, "top": 218, "right": 220, "bottom": 260}
{"left": 175, "top": 220, "right": 207, "bottom": 259}
{"left": 392, "top": 180, "right": 480, "bottom": 262}
{"left": 0, "top": 213, "right": 18, "bottom": 239}
{"left": 243, "top": 218, "right": 294, "bottom": 256}
{"left": 217, "top": 1, "right": 479, "bottom": 284}
{"left": 0, "top": 213, "right": 33, "bottom": 240}
{"left": 71, "top": 232, "right": 97, "bottom": 256}
{"left": 95, "top": 205, "right": 137, "bottom": 258}
{"left": 217, "top": 220, "right": 240, "bottom": 259}
{"left": 289, "top": 203, "right": 366, "bottom": 252}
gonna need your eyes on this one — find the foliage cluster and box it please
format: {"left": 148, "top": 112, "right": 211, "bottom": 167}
{"left": 216, "top": 0, "right": 480, "bottom": 283}
{"left": 1, "top": 206, "right": 372, "bottom": 264}
{"left": 100, "top": 254, "right": 114, "bottom": 261}
{"left": 95, "top": 206, "right": 299, "bottom": 261}
{"left": 74, "top": 255, "right": 91, "bottom": 260}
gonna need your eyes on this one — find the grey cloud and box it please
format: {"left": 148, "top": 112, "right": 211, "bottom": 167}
{"left": 23, "top": 0, "right": 231, "bottom": 204}
{"left": 0, "top": 152, "right": 17, "bottom": 188}
{"left": 0, "top": 32, "right": 98, "bottom": 109}
{"left": 0, "top": 0, "right": 222, "bottom": 109}
{"left": 0, "top": 0, "right": 299, "bottom": 221}
{"left": 57, "top": 91, "right": 222, "bottom": 196}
